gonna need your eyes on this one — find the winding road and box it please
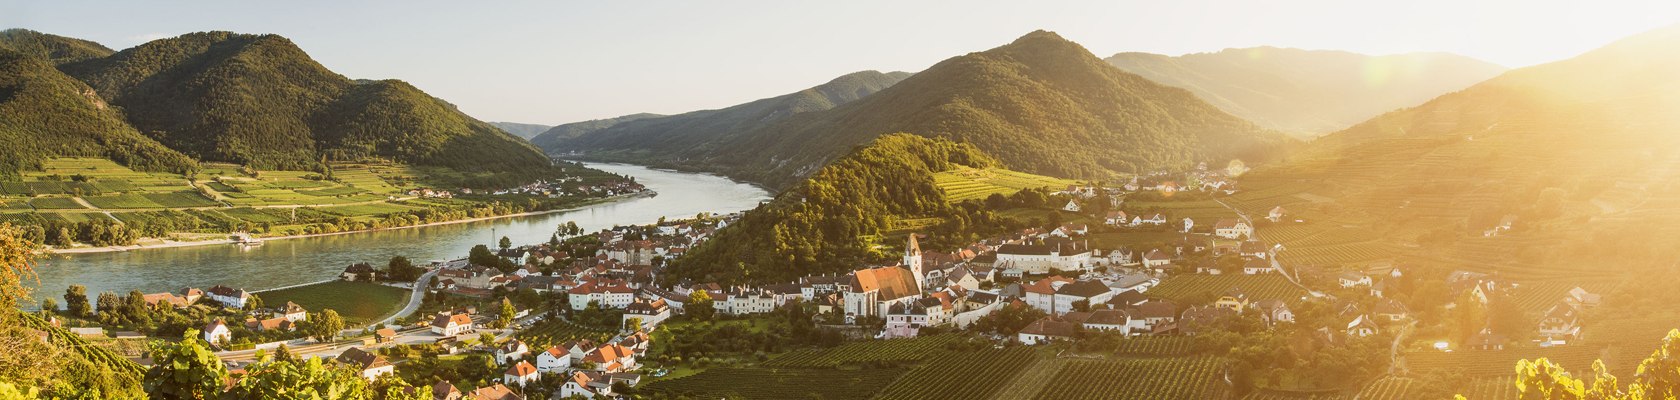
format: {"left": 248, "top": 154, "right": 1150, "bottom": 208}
{"left": 377, "top": 266, "right": 441, "bottom": 327}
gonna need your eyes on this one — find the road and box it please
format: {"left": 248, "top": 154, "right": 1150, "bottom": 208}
{"left": 376, "top": 267, "right": 441, "bottom": 327}
{"left": 1210, "top": 194, "right": 1324, "bottom": 298}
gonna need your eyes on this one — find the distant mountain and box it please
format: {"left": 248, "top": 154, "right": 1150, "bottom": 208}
{"left": 563, "top": 31, "right": 1290, "bottom": 189}
{"left": 1256, "top": 24, "right": 1680, "bottom": 276}
{"left": 1106, "top": 47, "right": 1505, "bottom": 136}
{"left": 49, "top": 31, "right": 551, "bottom": 184}
{"left": 529, "top": 112, "right": 664, "bottom": 149}
{"left": 0, "top": 29, "right": 113, "bottom": 65}
{"left": 0, "top": 48, "right": 195, "bottom": 174}
{"left": 488, "top": 121, "right": 553, "bottom": 140}
{"left": 534, "top": 70, "right": 912, "bottom": 163}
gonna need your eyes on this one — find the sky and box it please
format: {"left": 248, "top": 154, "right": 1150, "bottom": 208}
{"left": 4, "top": 1, "right": 1678, "bottom": 125}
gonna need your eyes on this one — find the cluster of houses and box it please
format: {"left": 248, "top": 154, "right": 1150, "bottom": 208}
{"left": 486, "top": 177, "right": 648, "bottom": 199}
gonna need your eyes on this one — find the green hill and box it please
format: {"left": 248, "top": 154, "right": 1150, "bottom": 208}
{"left": 670, "top": 134, "right": 1007, "bottom": 284}
{"left": 535, "top": 70, "right": 911, "bottom": 162}
{"left": 0, "top": 48, "right": 196, "bottom": 175}
{"left": 1245, "top": 24, "right": 1680, "bottom": 278}
{"left": 552, "top": 31, "right": 1293, "bottom": 189}
{"left": 529, "top": 112, "right": 664, "bottom": 149}
{"left": 54, "top": 31, "right": 551, "bottom": 184}
{"left": 1106, "top": 47, "right": 1506, "bottom": 137}
{"left": 0, "top": 29, "right": 114, "bottom": 65}
{"left": 488, "top": 121, "right": 554, "bottom": 140}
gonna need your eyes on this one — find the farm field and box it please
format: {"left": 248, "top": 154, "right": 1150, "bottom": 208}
{"left": 254, "top": 281, "right": 408, "bottom": 324}
{"left": 642, "top": 367, "right": 905, "bottom": 399}
{"left": 1353, "top": 377, "right": 1423, "bottom": 400}
{"left": 934, "top": 166, "right": 1079, "bottom": 203}
{"left": 1028, "top": 356, "right": 1228, "bottom": 400}
{"left": 762, "top": 334, "right": 967, "bottom": 368}
{"left": 875, "top": 347, "right": 1037, "bottom": 400}
{"left": 517, "top": 318, "right": 615, "bottom": 349}
{"left": 1148, "top": 274, "right": 1309, "bottom": 304}
{"left": 1405, "top": 344, "right": 1607, "bottom": 377}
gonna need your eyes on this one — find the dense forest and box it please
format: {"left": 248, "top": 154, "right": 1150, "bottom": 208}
{"left": 534, "top": 70, "right": 911, "bottom": 160}
{"left": 669, "top": 134, "right": 1008, "bottom": 285}
{"left": 0, "top": 48, "right": 198, "bottom": 175}
{"left": 546, "top": 31, "right": 1294, "bottom": 189}
{"left": 0, "top": 30, "right": 556, "bottom": 185}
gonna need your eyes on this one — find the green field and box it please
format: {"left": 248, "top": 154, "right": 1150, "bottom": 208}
{"left": 254, "top": 281, "right": 408, "bottom": 324}
{"left": 934, "top": 166, "right": 1080, "bottom": 202}
{"left": 1030, "top": 357, "right": 1229, "bottom": 399}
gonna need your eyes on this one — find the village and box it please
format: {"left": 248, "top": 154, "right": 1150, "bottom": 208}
{"left": 30, "top": 165, "right": 1607, "bottom": 400}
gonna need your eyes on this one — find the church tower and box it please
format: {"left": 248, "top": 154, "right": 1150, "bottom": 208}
{"left": 905, "top": 234, "right": 924, "bottom": 293}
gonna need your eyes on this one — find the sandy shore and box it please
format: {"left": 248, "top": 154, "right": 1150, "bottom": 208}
{"left": 44, "top": 191, "right": 653, "bottom": 255}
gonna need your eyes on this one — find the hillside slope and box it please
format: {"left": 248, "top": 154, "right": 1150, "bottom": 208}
{"left": 1106, "top": 48, "right": 1506, "bottom": 136}
{"left": 535, "top": 70, "right": 911, "bottom": 160}
{"left": 0, "top": 29, "right": 114, "bottom": 65}
{"left": 1248, "top": 24, "right": 1680, "bottom": 277}
{"left": 0, "top": 49, "right": 196, "bottom": 175}
{"left": 488, "top": 121, "right": 554, "bottom": 140}
{"left": 671, "top": 134, "right": 1006, "bottom": 284}
{"left": 529, "top": 112, "right": 664, "bottom": 149}
{"left": 56, "top": 31, "right": 550, "bottom": 182}
{"left": 555, "top": 31, "right": 1293, "bottom": 189}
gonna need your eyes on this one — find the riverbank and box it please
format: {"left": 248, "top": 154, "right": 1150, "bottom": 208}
{"left": 44, "top": 190, "right": 655, "bottom": 255}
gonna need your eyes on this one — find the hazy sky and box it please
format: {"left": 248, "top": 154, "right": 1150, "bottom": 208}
{"left": 4, "top": 1, "right": 1678, "bottom": 125}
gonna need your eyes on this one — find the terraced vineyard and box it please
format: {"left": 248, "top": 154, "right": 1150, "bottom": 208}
{"left": 762, "top": 334, "right": 968, "bottom": 368}
{"left": 1148, "top": 274, "right": 1309, "bottom": 304}
{"left": 933, "top": 166, "right": 1078, "bottom": 202}
{"left": 875, "top": 347, "right": 1037, "bottom": 400}
{"left": 1406, "top": 345, "right": 1607, "bottom": 377}
{"left": 1354, "top": 377, "right": 1422, "bottom": 400}
{"left": 1507, "top": 279, "right": 1621, "bottom": 314}
{"left": 643, "top": 367, "right": 905, "bottom": 399}
{"left": 1240, "top": 390, "right": 1351, "bottom": 400}
{"left": 1029, "top": 357, "right": 1228, "bottom": 399}
{"left": 1107, "top": 336, "right": 1199, "bottom": 356}
{"left": 1455, "top": 376, "right": 1518, "bottom": 400}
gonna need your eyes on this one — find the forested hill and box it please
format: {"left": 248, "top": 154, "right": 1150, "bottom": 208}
{"left": 669, "top": 134, "right": 1007, "bottom": 285}
{"left": 553, "top": 30, "right": 1294, "bottom": 190}
{"left": 528, "top": 112, "right": 665, "bottom": 149}
{"left": 0, "top": 48, "right": 196, "bottom": 175}
{"left": 488, "top": 121, "right": 554, "bottom": 140}
{"left": 32, "top": 31, "right": 552, "bottom": 184}
{"left": 1105, "top": 47, "right": 1506, "bottom": 137}
{"left": 533, "top": 70, "right": 912, "bottom": 159}
{"left": 0, "top": 29, "right": 113, "bottom": 65}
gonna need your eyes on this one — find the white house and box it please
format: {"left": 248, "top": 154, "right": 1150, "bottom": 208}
{"left": 280, "top": 302, "right": 308, "bottom": 322}
{"left": 1538, "top": 302, "right": 1582, "bottom": 339}
{"left": 1141, "top": 249, "right": 1172, "bottom": 269}
{"left": 204, "top": 285, "right": 249, "bottom": 309}
{"left": 1267, "top": 206, "right": 1287, "bottom": 222}
{"left": 503, "top": 360, "right": 540, "bottom": 386}
{"left": 559, "top": 371, "right": 608, "bottom": 399}
{"left": 623, "top": 298, "right": 672, "bottom": 329}
{"left": 994, "top": 240, "right": 1092, "bottom": 274}
{"left": 568, "top": 281, "right": 636, "bottom": 310}
{"left": 1017, "top": 317, "right": 1078, "bottom": 345}
{"left": 431, "top": 313, "right": 474, "bottom": 336}
{"left": 1081, "top": 309, "right": 1147, "bottom": 335}
{"left": 1062, "top": 200, "right": 1082, "bottom": 212}
{"left": 1213, "top": 219, "right": 1252, "bottom": 239}
{"left": 1104, "top": 211, "right": 1130, "bottom": 226}
{"left": 537, "top": 346, "right": 573, "bottom": 373}
{"left": 1132, "top": 213, "right": 1168, "bottom": 226}
{"left": 1346, "top": 315, "right": 1379, "bottom": 337}
{"left": 1338, "top": 272, "right": 1373, "bottom": 288}
{"left": 202, "top": 319, "right": 231, "bottom": 344}
{"left": 495, "top": 339, "right": 530, "bottom": 365}
{"left": 336, "top": 347, "right": 394, "bottom": 381}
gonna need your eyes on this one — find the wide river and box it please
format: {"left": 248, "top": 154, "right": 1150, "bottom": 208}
{"left": 28, "top": 163, "right": 771, "bottom": 301}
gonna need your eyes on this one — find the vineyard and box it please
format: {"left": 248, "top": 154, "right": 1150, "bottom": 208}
{"left": 874, "top": 348, "right": 1037, "bottom": 400}
{"left": 1124, "top": 199, "right": 1242, "bottom": 224}
{"left": 1274, "top": 241, "right": 1398, "bottom": 266}
{"left": 1454, "top": 376, "right": 1518, "bottom": 400}
{"left": 1506, "top": 279, "right": 1621, "bottom": 314}
{"left": 1240, "top": 389, "right": 1351, "bottom": 400}
{"left": 1148, "top": 274, "right": 1308, "bottom": 304}
{"left": 1353, "top": 377, "right": 1422, "bottom": 400}
{"left": 516, "top": 318, "right": 614, "bottom": 349}
{"left": 1029, "top": 357, "right": 1227, "bottom": 400}
{"left": 1107, "top": 336, "right": 1199, "bottom": 356}
{"left": 933, "top": 166, "right": 1078, "bottom": 203}
{"left": 1406, "top": 344, "right": 1607, "bottom": 377}
{"left": 761, "top": 334, "right": 968, "bottom": 368}
{"left": 643, "top": 367, "right": 904, "bottom": 399}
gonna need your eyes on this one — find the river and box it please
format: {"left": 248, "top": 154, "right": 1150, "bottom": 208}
{"left": 27, "top": 163, "right": 771, "bottom": 302}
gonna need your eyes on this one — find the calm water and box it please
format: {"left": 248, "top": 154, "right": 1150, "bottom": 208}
{"left": 28, "top": 163, "right": 770, "bottom": 301}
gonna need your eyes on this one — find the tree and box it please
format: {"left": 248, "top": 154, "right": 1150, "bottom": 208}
{"left": 274, "top": 343, "right": 297, "bottom": 364}
{"left": 498, "top": 297, "right": 515, "bottom": 328}
{"left": 243, "top": 293, "right": 264, "bottom": 312}
{"left": 64, "top": 285, "right": 90, "bottom": 318}
{"left": 0, "top": 223, "right": 40, "bottom": 308}
{"left": 626, "top": 317, "right": 643, "bottom": 333}
{"left": 499, "top": 236, "right": 512, "bottom": 252}
{"left": 479, "top": 332, "right": 497, "bottom": 348}
{"left": 386, "top": 256, "right": 420, "bottom": 282}
{"left": 143, "top": 329, "right": 229, "bottom": 399}
{"left": 38, "top": 298, "right": 56, "bottom": 315}
{"left": 309, "top": 309, "right": 345, "bottom": 342}
{"left": 687, "top": 290, "right": 715, "bottom": 321}
{"left": 468, "top": 245, "right": 497, "bottom": 267}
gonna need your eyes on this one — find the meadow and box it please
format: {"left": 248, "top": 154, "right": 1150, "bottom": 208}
{"left": 254, "top": 281, "right": 408, "bottom": 324}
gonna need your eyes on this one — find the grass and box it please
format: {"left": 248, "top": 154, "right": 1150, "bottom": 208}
{"left": 255, "top": 281, "right": 408, "bottom": 324}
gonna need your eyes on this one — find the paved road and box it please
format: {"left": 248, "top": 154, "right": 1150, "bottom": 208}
{"left": 1211, "top": 194, "right": 1324, "bottom": 298}
{"left": 377, "top": 267, "right": 441, "bottom": 327}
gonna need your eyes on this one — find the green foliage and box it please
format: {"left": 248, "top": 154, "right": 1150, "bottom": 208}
{"left": 143, "top": 329, "right": 229, "bottom": 399}
{"left": 0, "top": 29, "right": 114, "bottom": 65}
{"left": 670, "top": 134, "right": 1006, "bottom": 284}
{"left": 224, "top": 357, "right": 372, "bottom": 399}
{"left": 0, "top": 48, "right": 196, "bottom": 175}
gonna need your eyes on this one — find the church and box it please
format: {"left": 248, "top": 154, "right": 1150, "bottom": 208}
{"left": 843, "top": 235, "right": 926, "bottom": 322}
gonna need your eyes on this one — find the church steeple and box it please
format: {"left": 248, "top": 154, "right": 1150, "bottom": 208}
{"left": 905, "top": 234, "right": 924, "bottom": 293}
